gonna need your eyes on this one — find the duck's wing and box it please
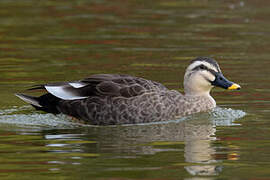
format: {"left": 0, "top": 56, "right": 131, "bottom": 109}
{"left": 29, "top": 74, "right": 169, "bottom": 100}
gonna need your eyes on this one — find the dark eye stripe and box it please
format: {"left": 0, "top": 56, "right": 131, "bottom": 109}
{"left": 192, "top": 65, "right": 218, "bottom": 76}
{"left": 190, "top": 57, "right": 221, "bottom": 73}
{"left": 192, "top": 64, "right": 208, "bottom": 71}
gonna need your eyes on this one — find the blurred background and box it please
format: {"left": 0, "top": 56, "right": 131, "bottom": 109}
{"left": 0, "top": 0, "right": 270, "bottom": 179}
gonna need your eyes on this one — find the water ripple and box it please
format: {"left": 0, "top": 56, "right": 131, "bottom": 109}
{"left": 0, "top": 106, "right": 246, "bottom": 129}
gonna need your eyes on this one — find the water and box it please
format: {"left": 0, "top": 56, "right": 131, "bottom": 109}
{"left": 0, "top": 0, "right": 269, "bottom": 179}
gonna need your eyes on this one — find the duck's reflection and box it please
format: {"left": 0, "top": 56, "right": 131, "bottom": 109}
{"left": 181, "top": 119, "right": 220, "bottom": 176}
{"left": 84, "top": 115, "right": 223, "bottom": 176}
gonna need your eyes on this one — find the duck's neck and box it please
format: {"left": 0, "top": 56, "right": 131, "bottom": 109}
{"left": 171, "top": 90, "right": 217, "bottom": 119}
{"left": 180, "top": 91, "right": 216, "bottom": 115}
{"left": 184, "top": 90, "right": 211, "bottom": 97}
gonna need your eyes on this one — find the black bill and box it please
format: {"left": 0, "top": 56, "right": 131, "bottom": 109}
{"left": 211, "top": 72, "right": 241, "bottom": 90}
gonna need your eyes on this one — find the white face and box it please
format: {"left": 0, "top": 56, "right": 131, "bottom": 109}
{"left": 184, "top": 61, "right": 221, "bottom": 95}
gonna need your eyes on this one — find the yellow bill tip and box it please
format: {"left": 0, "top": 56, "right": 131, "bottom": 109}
{"left": 228, "top": 83, "right": 241, "bottom": 90}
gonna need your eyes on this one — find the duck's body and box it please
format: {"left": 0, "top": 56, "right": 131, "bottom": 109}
{"left": 16, "top": 57, "right": 240, "bottom": 125}
{"left": 56, "top": 77, "right": 215, "bottom": 125}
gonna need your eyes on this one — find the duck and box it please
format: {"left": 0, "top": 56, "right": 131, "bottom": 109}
{"left": 15, "top": 57, "right": 241, "bottom": 125}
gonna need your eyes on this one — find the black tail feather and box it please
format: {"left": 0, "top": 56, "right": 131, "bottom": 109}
{"left": 27, "top": 84, "right": 46, "bottom": 91}
{"left": 15, "top": 93, "right": 61, "bottom": 114}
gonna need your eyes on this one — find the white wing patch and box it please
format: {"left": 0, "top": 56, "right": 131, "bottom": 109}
{"left": 45, "top": 85, "right": 88, "bottom": 100}
{"left": 69, "top": 82, "right": 88, "bottom": 88}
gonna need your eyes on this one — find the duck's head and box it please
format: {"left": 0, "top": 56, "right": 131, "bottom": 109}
{"left": 184, "top": 57, "right": 240, "bottom": 95}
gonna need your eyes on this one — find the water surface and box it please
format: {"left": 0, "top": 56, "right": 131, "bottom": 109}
{"left": 0, "top": 0, "right": 270, "bottom": 179}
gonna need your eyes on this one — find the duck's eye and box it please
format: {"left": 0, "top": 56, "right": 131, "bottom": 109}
{"left": 199, "top": 65, "right": 206, "bottom": 70}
